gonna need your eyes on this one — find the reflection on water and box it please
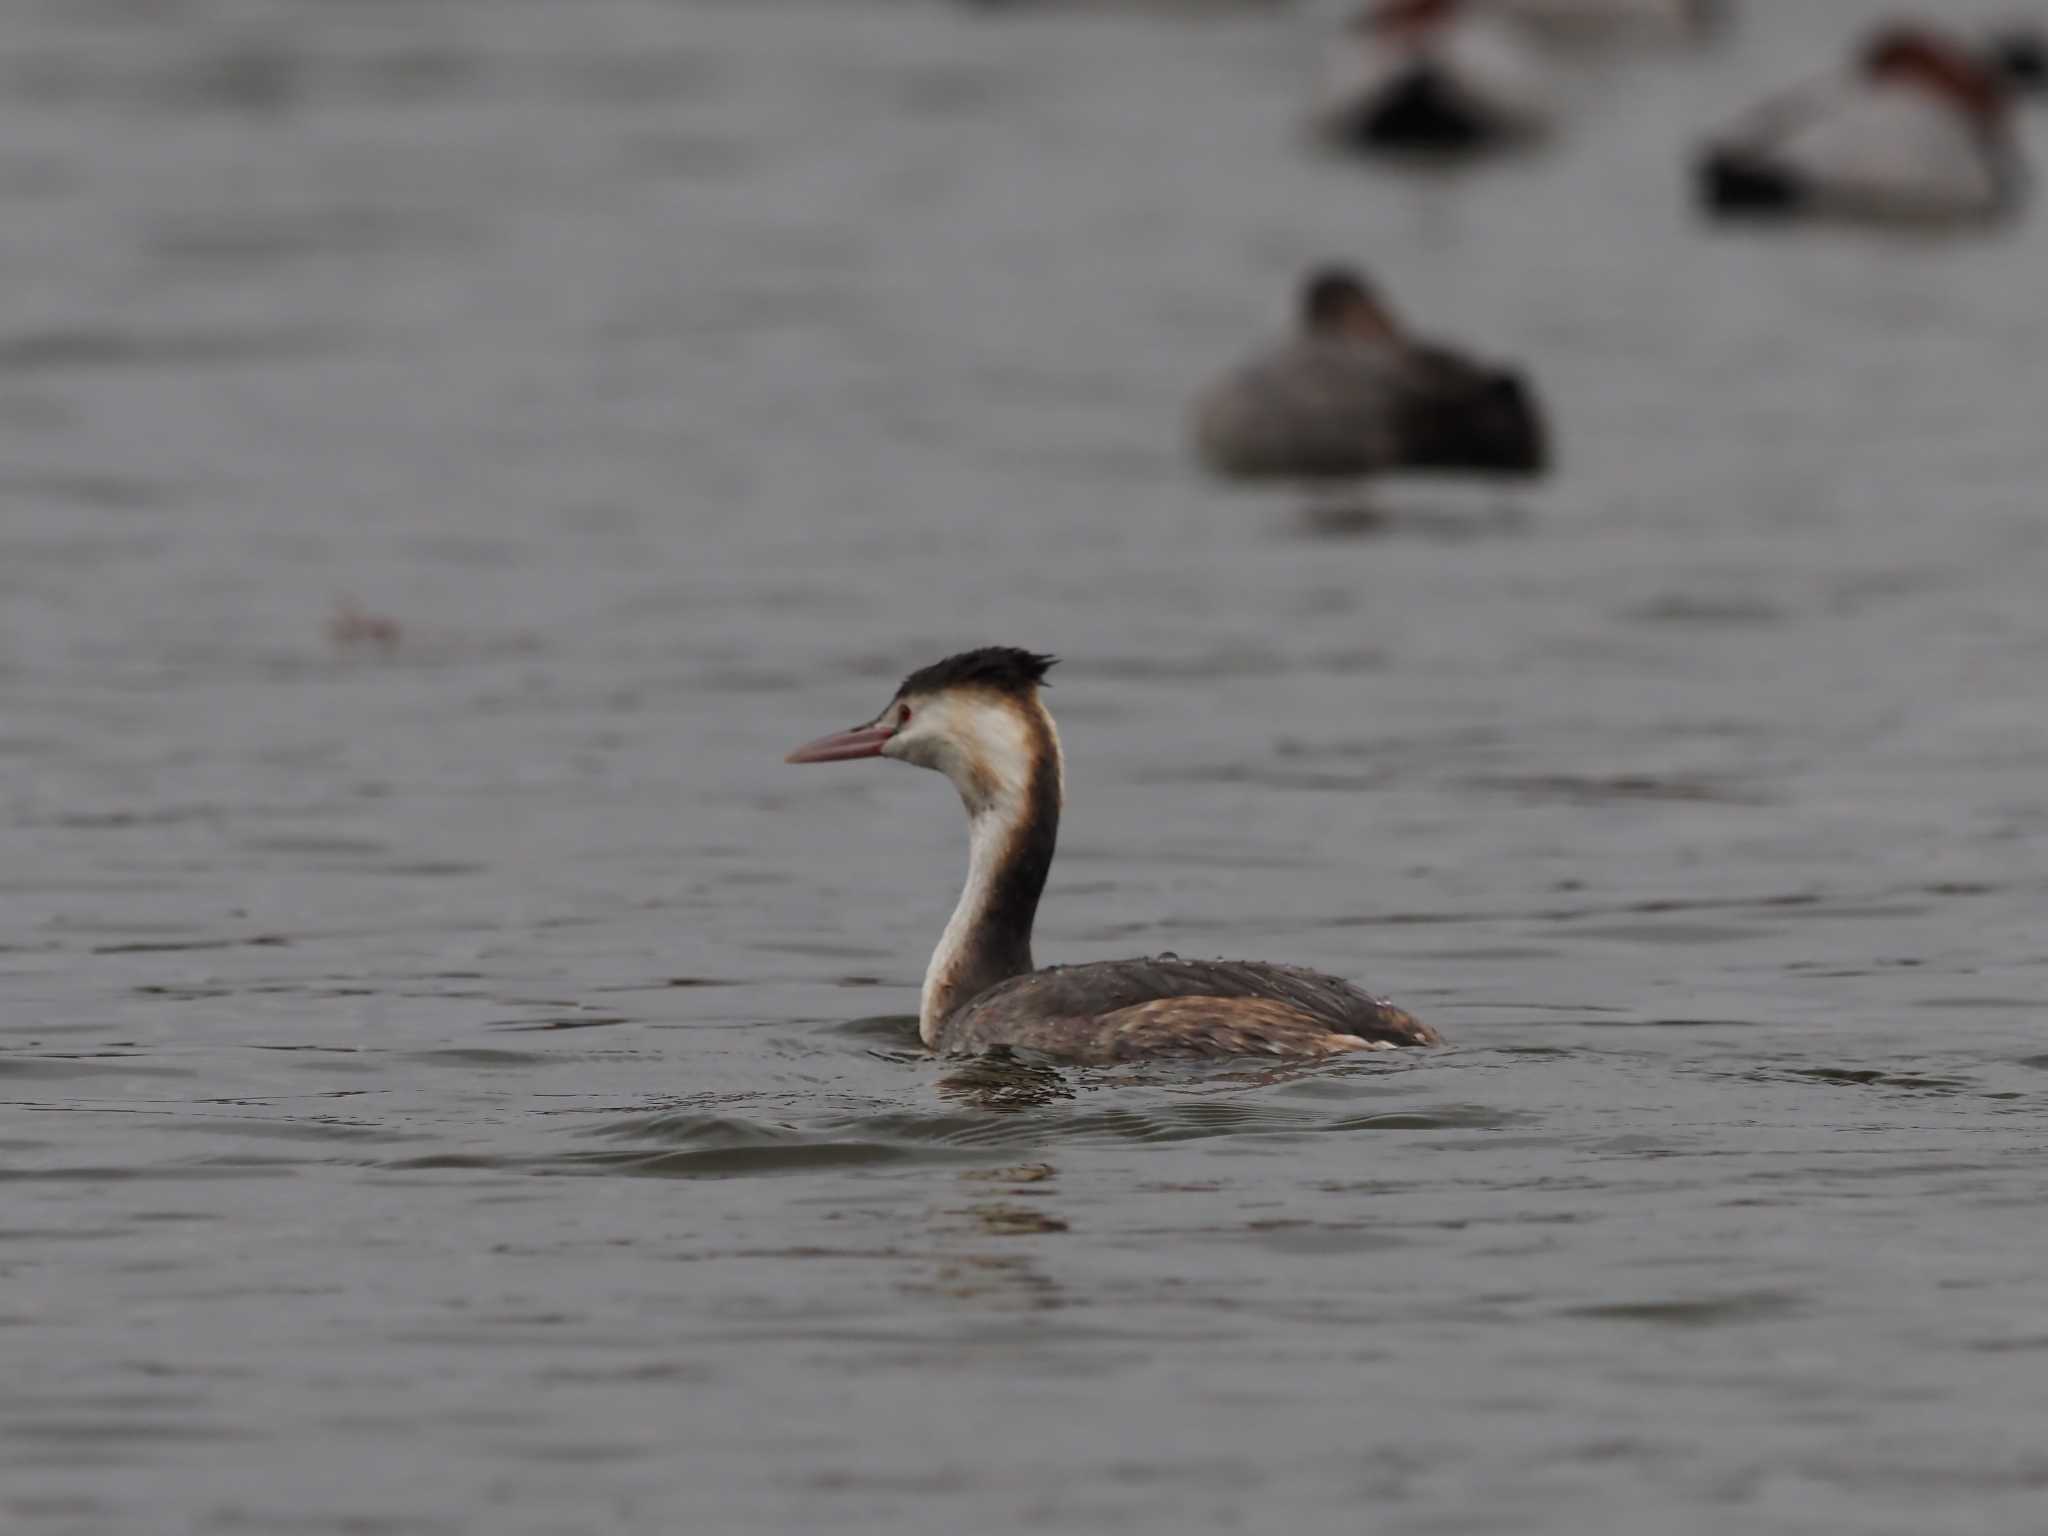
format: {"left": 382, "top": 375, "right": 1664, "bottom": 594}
{"left": 2, "top": 0, "right": 2047, "bottom": 1532}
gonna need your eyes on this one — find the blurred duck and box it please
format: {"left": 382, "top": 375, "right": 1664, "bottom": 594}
{"left": 1698, "top": 24, "right": 2025, "bottom": 225}
{"left": 1193, "top": 266, "right": 1548, "bottom": 481}
{"left": 1314, "top": 0, "right": 1556, "bottom": 154}
{"left": 1485, "top": 0, "right": 1724, "bottom": 44}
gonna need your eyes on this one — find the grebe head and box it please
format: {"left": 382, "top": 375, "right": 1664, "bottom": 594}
{"left": 789, "top": 647, "right": 1063, "bottom": 1041}
{"left": 1301, "top": 265, "right": 1400, "bottom": 344}
{"left": 787, "top": 646, "right": 1060, "bottom": 818}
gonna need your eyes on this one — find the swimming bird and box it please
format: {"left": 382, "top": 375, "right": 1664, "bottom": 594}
{"left": 1314, "top": 0, "right": 1557, "bottom": 155}
{"left": 786, "top": 648, "right": 1436, "bottom": 1062}
{"left": 1697, "top": 23, "right": 2025, "bottom": 225}
{"left": 1193, "top": 266, "right": 1548, "bottom": 482}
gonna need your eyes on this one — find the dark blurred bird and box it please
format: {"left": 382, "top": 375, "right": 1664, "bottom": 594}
{"left": 1192, "top": 266, "right": 1548, "bottom": 482}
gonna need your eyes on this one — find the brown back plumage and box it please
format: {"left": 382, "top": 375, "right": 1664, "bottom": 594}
{"left": 938, "top": 956, "right": 1436, "bottom": 1059}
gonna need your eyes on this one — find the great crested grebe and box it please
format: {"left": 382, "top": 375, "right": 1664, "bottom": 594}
{"left": 1698, "top": 24, "right": 2024, "bottom": 225}
{"left": 1194, "top": 265, "right": 1548, "bottom": 482}
{"left": 787, "top": 648, "right": 1436, "bottom": 1062}
{"left": 1313, "top": 0, "right": 1557, "bottom": 155}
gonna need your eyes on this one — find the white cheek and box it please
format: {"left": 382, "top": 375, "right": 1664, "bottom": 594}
{"left": 884, "top": 699, "right": 959, "bottom": 769}
{"left": 969, "top": 707, "right": 1033, "bottom": 803}
{"left": 879, "top": 698, "right": 1032, "bottom": 811}
{"left": 882, "top": 724, "right": 942, "bottom": 770}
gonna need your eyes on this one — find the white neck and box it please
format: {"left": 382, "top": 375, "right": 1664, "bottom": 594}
{"left": 912, "top": 701, "right": 1062, "bottom": 1046}
{"left": 920, "top": 807, "right": 1020, "bottom": 1045}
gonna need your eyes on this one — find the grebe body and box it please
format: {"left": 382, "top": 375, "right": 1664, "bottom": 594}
{"left": 788, "top": 649, "right": 1434, "bottom": 1062}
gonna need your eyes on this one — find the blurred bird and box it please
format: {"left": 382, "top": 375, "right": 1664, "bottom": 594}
{"left": 1192, "top": 266, "right": 1549, "bottom": 482}
{"left": 1698, "top": 22, "right": 2026, "bottom": 225}
{"left": 1313, "top": 0, "right": 1557, "bottom": 155}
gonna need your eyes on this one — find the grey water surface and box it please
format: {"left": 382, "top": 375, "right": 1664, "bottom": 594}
{"left": 5, "top": 1, "right": 2048, "bottom": 1532}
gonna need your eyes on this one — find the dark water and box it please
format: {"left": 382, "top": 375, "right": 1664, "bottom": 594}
{"left": 5, "top": 1, "right": 2048, "bottom": 1531}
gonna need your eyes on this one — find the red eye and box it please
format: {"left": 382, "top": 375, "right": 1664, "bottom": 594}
{"left": 898, "top": 706, "right": 914, "bottom": 727}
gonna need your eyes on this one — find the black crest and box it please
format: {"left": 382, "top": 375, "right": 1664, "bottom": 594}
{"left": 895, "top": 647, "right": 1058, "bottom": 701}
